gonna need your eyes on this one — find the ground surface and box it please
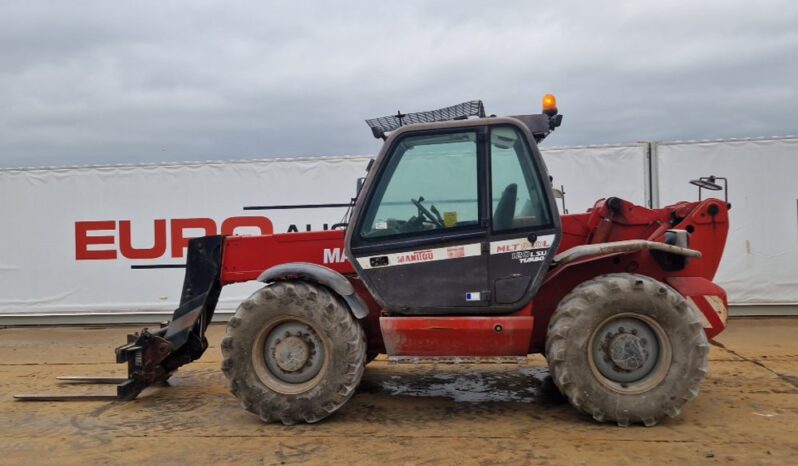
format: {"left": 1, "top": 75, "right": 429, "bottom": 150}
{"left": 0, "top": 318, "right": 796, "bottom": 465}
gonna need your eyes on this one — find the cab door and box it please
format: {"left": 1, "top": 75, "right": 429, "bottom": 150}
{"left": 346, "top": 127, "right": 490, "bottom": 313}
{"left": 486, "top": 125, "right": 561, "bottom": 307}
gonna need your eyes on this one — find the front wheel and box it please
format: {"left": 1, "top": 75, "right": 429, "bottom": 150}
{"left": 545, "top": 273, "right": 709, "bottom": 426}
{"left": 221, "top": 281, "right": 366, "bottom": 425}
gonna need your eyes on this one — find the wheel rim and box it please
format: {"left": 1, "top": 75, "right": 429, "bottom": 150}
{"left": 588, "top": 313, "right": 672, "bottom": 394}
{"left": 252, "top": 317, "right": 329, "bottom": 394}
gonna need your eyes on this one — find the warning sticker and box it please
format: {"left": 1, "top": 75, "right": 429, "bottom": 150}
{"left": 443, "top": 211, "right": 458, "bottom": 227}
{"left": 447, "top": 246, "right": 465, "bottom": 258}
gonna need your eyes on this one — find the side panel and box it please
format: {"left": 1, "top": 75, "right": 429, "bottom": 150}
{"left": 220, "top": 230, "right": 353, "bottom": 284}
{"left": 488, "top": 234, "right": 558, "bottom": 304}
{"left": 353, "top": 239, "right": 490, "bottom": 312}
{"left": 380, "top": 315, "right": 534, "bottom": 357}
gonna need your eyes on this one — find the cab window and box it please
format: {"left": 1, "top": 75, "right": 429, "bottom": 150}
{"left": 490, "top": 126, "right": 551, "bottom": 231}
{"left": 360, "top": 131, "right": 479, "bottom": 239}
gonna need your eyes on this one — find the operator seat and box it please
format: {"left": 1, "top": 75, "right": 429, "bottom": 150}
{"left": 494, "top": 183, "right": 518, "bottom": 230}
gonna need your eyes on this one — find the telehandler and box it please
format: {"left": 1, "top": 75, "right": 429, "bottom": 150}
{"left": 18, "top": 96, "right": 731, "bottom": 427}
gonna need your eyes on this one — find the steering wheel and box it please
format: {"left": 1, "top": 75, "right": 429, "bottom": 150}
{"left": 411, "top": 197, "right": 444, "bottom": 228}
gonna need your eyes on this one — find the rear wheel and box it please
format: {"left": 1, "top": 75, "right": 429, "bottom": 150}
{"left": 545, "top": 273, "right": 709, "bottom": 426}
{"left": 221, "top": 281, "right": 366, "bottom": 424}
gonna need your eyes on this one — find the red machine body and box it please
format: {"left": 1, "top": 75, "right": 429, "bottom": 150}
{"left": 218, "top": 196, "right": 730, "bottom": 357}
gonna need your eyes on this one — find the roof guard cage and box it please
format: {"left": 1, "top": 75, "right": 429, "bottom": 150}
{"left": 366, "top": 100, "right": 485, "bottom": 139}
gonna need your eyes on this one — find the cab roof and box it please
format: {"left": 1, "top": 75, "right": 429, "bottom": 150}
{"left": 365, "top": 99, "right": 562, "bottom": 143}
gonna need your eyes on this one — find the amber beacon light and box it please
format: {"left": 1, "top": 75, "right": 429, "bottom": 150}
{"left": 542, "top": 94, "right": 558, "bottom": 116}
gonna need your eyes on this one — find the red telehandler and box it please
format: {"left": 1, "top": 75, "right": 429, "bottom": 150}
{"left": 18, "top": 97, "right": 731, "bottom": 427}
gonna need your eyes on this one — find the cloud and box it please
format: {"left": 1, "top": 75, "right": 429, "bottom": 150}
{"left": 0, "top": 0, "right": 796, "bottom": 168}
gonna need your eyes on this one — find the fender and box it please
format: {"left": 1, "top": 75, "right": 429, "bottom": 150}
{"left": 257, "top": 262, "right": 370, "bottom": 319}
{"left": 531, "top": 247, "right": 727, "bottom": 352}
{"left": 666, "top": 276, "right": 728, "bottom": 339}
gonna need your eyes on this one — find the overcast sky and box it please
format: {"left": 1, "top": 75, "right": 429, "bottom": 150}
{"left": 1, "top": 0, "right": 796, "bottom": 168}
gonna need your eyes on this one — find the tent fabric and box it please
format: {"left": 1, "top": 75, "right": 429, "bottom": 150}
{"left": 542, "top": 143, "right": 649, "bottom": 213}
{"left": 654, "top": 137, "right": 798, "bottom": 305}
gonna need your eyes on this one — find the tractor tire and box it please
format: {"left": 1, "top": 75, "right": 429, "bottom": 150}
{"left": 221, "top": 280, "right": 366, "bottom": 425}
{"left": 545, "top": 273, "right": 709, "bottom": 427}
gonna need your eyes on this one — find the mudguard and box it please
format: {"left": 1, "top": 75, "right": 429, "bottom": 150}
{"left": 666, "top": 277, "right": 728, "bottom": 339}
{"left": 257, "top": 262, "right": 369, "bottom": 319}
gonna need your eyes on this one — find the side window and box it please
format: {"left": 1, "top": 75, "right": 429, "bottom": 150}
{"left": 360, "top": 131, "right": 479, "bottom": 239}
{"left": 490, "top": 126, "right": 552, "bottom": 231}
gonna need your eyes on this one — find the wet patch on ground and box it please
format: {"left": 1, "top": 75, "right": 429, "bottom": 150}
{"left": 361, "top": 365, "right": 566, "bottom": 404}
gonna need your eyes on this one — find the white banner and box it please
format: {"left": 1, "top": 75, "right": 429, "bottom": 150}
{"left": 0, "top": 156, "right": 370, "bottom": 316}
{"left": 654, "top": 137, "right": 798, "bottom": 305}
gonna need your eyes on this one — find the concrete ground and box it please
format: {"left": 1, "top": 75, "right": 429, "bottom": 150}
{"left": 0, "top": 318, "right": 796, "bottom": 466}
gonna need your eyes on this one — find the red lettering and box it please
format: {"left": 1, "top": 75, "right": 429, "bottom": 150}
{"left": 75, "top": 221, "right": 117, "bottom": 260}
{"left": 170, "top": 218, "right": 216, "bottom": 258}
{"left": 119, "top": 219, "right": 167, "bottom": 259}
{"left": 397, "top": 250, "right": 433, "bottom": 264}
{"left": 220, "top": 216, "right": 273, "bottom": 236}
{"left": 76, "top": 216, "right": 278, "bottom": 261}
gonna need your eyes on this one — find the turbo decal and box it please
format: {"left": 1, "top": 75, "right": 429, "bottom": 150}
{"left": 356, "top": 243, "right": 481, "bottom": 269}
{"left": 490, "top": 234, "right": 555, "bottom": 255}
{"left": 511, "top": 249, "right": 548, "bottom": 264}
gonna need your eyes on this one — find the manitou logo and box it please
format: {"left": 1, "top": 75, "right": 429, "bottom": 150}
{"left": 396, "top": 250, "right": 434, "bottom": 264}
{"left": 75, "top": 216, "right": 273, "bottom": 260}
{"left": 323, "top": 248, "right": 347, "bottom": 264}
